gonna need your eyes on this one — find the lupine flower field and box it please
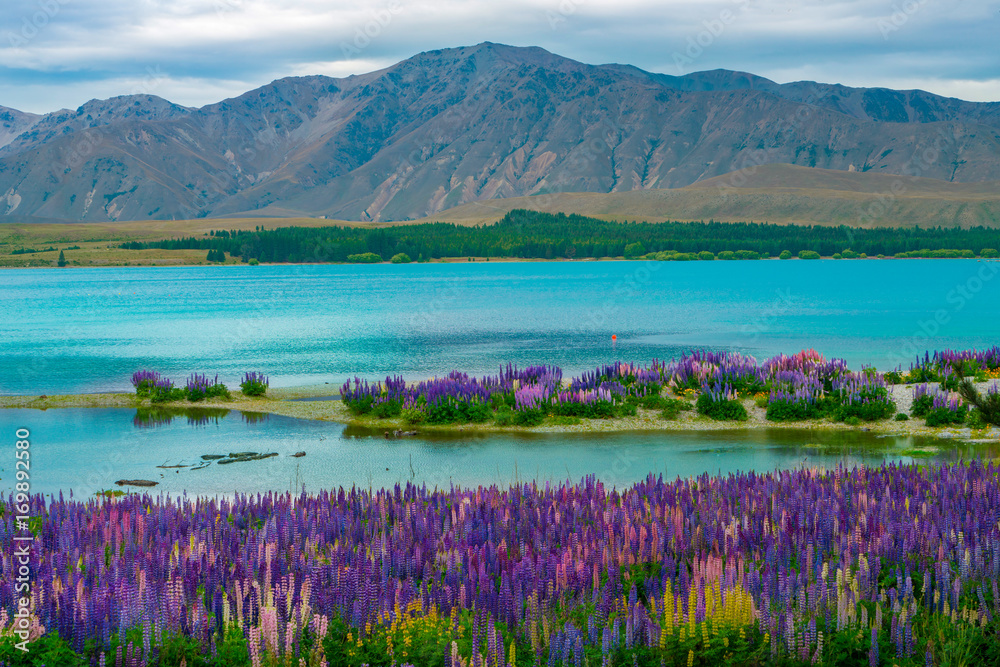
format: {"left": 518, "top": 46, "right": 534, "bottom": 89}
{"left": 339, "top": 348, "right": 993, "bottom": 427}
{"left": 4, "top": 463, "right": 1000, "bottom": 666}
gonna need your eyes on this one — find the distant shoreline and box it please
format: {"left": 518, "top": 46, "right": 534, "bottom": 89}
{"left": 4, "top": 255, "right": 1000, "bottom": 269}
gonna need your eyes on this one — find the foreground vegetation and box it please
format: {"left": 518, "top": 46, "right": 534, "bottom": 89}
{"left": 4, "top": 461, "right": 1000, "bottom": 666}
{"left": 117, "top": 210, "right": 1000, "bottom": 264}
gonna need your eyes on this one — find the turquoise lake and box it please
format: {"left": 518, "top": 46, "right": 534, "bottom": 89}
{"left": 0, "top": 408, "right": 970, "bottom": 498}
{"left": 2, "top": 259, "right": 999, "bottom": 396}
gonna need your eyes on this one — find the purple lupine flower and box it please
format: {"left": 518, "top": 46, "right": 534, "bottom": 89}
{"left": 131, "top": 369, "right": 161, "bottom": 387}
{"left": 514, "top": 384, "right": 549, "bottom": 411}
{"left": 185, "top": 373, "right": 212, "bottom": 394}
{"left": 242, "top": 371, "right": 269, "bottom": 387}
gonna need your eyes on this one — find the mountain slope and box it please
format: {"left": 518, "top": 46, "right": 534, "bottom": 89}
{"left": 0, "top": 106, "right": 41, "bottom": 150}
{"left": 1, "top": 43, "right": 999, "bottom": 223}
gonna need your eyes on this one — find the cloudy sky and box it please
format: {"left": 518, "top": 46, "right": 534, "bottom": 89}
{"left": 2, "top": 0, "right": 998, "bottom": 114}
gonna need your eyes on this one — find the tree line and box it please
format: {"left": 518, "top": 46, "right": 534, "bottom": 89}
{"left": 120, "top": 210, "right": 1000, "bottom": 262}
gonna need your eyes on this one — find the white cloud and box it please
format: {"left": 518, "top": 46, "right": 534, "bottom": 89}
{"left": 0, "top": 0, "right": 997, "bottom": 112}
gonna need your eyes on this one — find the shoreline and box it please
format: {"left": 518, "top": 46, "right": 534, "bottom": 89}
{"left": 4, "top": 256, "right": 1000, "bottom": 270}
{"left": 4, "top": 384, "right": 997, "bottom": 443}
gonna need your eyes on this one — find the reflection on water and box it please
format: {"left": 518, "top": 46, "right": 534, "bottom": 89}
{"left": 133, "top": 406, "right": 232, "bottom": 428}
{"left": 241, "top": 411, "right": 270, "bottom": 425}
{"left": 3, "top": 407, "right": 997, "bottom": 498}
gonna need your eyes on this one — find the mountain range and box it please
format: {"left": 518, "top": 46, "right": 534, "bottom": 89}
{"left": 2, "top": 42, "right": 999, "bottom": 223}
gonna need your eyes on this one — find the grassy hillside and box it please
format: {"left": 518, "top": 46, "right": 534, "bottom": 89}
{"left": 428, "top": 165, "right": 1000, "bottom": 227}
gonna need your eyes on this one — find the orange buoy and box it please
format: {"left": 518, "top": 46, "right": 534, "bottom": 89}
{"left": 611, "top": 334, "right": 617, "bottom": 341}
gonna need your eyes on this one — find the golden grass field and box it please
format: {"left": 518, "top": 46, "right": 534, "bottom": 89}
{"left": 0, "top": 216, "right": 366, "bottom": 267}
{"left": 2, "top": 165, "right": 997, "bottom": 267}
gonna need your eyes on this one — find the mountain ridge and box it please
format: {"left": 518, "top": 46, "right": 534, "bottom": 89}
{"left": 2, "top": 42, "right": 998, "bottom": 223}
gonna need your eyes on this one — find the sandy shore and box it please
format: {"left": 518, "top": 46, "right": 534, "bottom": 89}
{"left": 3, "top": 383, "right": 998, "bottom": 443}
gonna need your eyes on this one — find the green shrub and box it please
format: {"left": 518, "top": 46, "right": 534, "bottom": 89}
{"left": 905, "top": 366, "right": 940, "bottom": 383}
{"left": 372, "top": 400, "right": 403, "bottom": 419}
{"left": 830, "top": 382, "right": 895, "bottom": 422}
{"left": 248, "top": 258, "right": 259, "bottom": 265}
{"left": 925, "top": 406, "right": 967, "bottom": 427}
{"left": 883, "top": 370, "right": 903, "bottom": 384}
{"left": 624, "top": 242, "right": 646, "bottom": 258}
{"left": 186, "top": 386, "right": 206, "bottom": 402}
{"left": 554, "top": 400, "right": 616, "bottom": 419}
{"left": 637, "top": 394, "right": 669, "bottom": 410}
{"left": 832, "top": 253, "right": 843, "bottom": 260}
{"left": 426, "top": 402, "right": 460, "bottom": 424}
{"left": 205, "top": 383, "right": 230, "bottom": 399}
{"left": 346, "top": 252, "right": 382, "bottom": 263}
{"left": 696, "top": 393, "right": 748, "bottom": 421}
{"left": 401, "top": 408, "right": 426, "bottom": 424}
{"left": 345, "top": 394, "right": 374, "bottom": 415}
{"left": 981, "top": 248, "right": 999, "bottom": 258}
{"left": 390, "top": 253, "right": 412, "bottom": 263}
{"left": 834, "top": 399, "right": 894, "bottom": 422}
{"left": 155, "top": 631, "right": 220, "bottom": 667}
{"left": 766, "top": 399, "right": 822, "bottom": 421}
{"left": 661, "top": 398, "right": 693, "bottom": 420}
{"left": 734, "top": 250, "right": 760, "bottom": 260}
{"left": 911, "top": 394, "right": 935, "bottom": 417}
{"left": 240, "top": 375, "right": 268, "bottom": 397}
{"left": 615, "top": 402, "right": 638, "bottom": 417}
{"left": 0, "top": 632, "right": 84, "bottom": 666}
{"left": 697, "top": 251, "right": 715, "bottom": 261}
{"left": 966, "top": 409, "right": 986, "bottom": 429}
{"left": 844, "top": 416, "right": 862, "bottom": 426}
{"left": 717, "top": 250, "right": 735, "bottom": 260}
{"left": 513, "top": 408, "right": 545, "bottom": 426}
{"left": 493, "top": 406, "right": 515, "bottom": 426}
{"left": 779, "top": 250, "right": 793, "bottom": 259}
{"left": 490, "top": 393, "right": 515, "bottom": 410}
{"left": 459, "top": 400, "right": 492, "bottom": 423}
{"left": 135, "top": 380, "right": 156, "bottom": 398}
{"left": 151, "top": 386, "right": 185, "bottom": 403}
{"left": 841, "top": 249, "right": 859, "bottom": 259}
{"left": 895, "top": 412, "right": 909, "bottom": 421}
{"left": 548, "top": 415, "right": 582, "bottom": 426}
{"left": 754, "top": 395, "right": 769, "bottom": 408}
{"left": 798, "top": 250, "right": 821, "bottom": 260}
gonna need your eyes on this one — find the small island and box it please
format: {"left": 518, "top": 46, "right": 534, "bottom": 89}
{"left": 5, "top": 347, "right": 999, "bottom": 443}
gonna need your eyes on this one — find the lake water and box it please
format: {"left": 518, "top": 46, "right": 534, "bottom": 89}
{"left": 0, "top": 407, "right": 975, "bottom": 498}
{"left": 2, "top": 260, "right": 998, "bottom": 396}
